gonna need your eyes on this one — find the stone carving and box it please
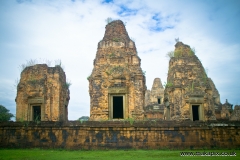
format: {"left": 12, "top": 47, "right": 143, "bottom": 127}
{"left": 15, "top": 64, "right": 70, "bottom": 121}
{"left": 89, "top": 20, "right": 146, "bottom": 121}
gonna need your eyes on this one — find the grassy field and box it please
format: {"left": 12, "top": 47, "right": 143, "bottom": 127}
{"left": 0, "top": 149, "right": 239, "bottom": 160}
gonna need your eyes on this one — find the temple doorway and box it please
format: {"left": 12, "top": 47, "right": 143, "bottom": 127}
{"left": 33, "top": 106, "right": 41, "bottom": 121}
{"left": 113, "top": 96, "right": 123, "bottom": 119}
{"left": 192, "top": 105, "right": 199, "bottom": 121}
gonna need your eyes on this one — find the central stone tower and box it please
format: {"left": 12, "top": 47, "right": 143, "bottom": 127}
{"left": 89, "top": 20, "right": 146, "bottom": 121}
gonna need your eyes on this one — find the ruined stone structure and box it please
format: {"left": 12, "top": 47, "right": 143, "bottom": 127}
{"left": 2, "top": 20, "right": 240, "bottom": 151}
{"left": 16, "top": 64, "right": 70, "bottom": 121}
{"left": 164, "top": 42, "right": 218, "bottom": 121}
{"left": 230, "top": 105, "right": 240, "bottom": 121}
{"left": 89, "top": 20, "right": 146, "bottom": 120}
{"left": 215, "top": 99, "right": 233, "bottom": 120}
{"left": 144, "top": 78, "right": 164, "bottom": 119}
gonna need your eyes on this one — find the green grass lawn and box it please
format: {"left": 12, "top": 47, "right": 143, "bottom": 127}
{"left": 0, "top": 149, "right": 239, "bottom": 160}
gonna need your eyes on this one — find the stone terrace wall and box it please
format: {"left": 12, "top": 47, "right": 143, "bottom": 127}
{"left": 0, "top": 121, "right": 240, "bottom": 149}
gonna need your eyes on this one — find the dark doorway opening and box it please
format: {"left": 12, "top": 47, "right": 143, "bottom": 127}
{"left": 192, "top": 105, "right": 199, "bottom": 121}
{"left": 113, "top": 96, "right": 123, "bottom": 119}
{"left": 158, "top": 98, "right": 161, "bottom": 104}
{"left": 33, "top": 106, "right": 41, "bottom": 121}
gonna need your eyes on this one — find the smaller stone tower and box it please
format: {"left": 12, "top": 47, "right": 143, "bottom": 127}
{"left": 16, "top": 64, "right": 70, "bottom": 121}
{"left": 144, "top": 78, "right": 164, "bottom": 119}
{"left": 215, "top": 99, "right": 233, "bottom": 120}
{"left": 230, "top": 105, "right": 240, "bottom": 121}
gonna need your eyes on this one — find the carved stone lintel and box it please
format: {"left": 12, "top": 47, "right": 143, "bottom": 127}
{"left": 186, "top": 97, "right": 204, "bottom": 103}
{"left": 28, "top": 97, "right": 44, "bottom": 104}
{"left": 108, "top": 87, "right": 128, "bottom": 94}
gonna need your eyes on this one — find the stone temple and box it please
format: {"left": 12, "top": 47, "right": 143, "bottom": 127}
{"left": 144, "top": 78, "right": 164, "bottom": 119}
{"left": 14, "top": 19, "right": 239, "bottom": 122}
{"left": 88, "top": 20, "right": 146, "bottom": 121}
{"left": 16, "top": 64, "right": 70, "bottom": 121}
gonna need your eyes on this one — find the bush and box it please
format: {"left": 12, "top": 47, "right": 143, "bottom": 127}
{"left": 166, "top": 51, "right": 174, "bottom": 58}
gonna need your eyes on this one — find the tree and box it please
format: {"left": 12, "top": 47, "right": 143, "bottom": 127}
{"left": 78, "top": 116, "right": 89, "bottom": 121}
{"left": 166, "top": 51, "right": 174, "bottom": 58}
{"left": 0, "top": 105, "right": 14, "bottom": 122}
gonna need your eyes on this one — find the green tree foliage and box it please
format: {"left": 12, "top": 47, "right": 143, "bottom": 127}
{"left": 78, "top": 116, "right": 89, "bottom": 122}
{"left": 0, "top": 105, "right": 14, "bottom": 122}
{"left": 166, "top": 51, "right": 174, "bottom": 58}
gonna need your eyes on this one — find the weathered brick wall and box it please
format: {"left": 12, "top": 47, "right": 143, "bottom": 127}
{"left": 0, "top": 121, "right": 239, "bottom": 149}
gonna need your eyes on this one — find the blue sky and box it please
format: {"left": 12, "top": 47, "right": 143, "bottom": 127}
{"left": 0, "top": 0, "right": 239, "bottom": 120}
